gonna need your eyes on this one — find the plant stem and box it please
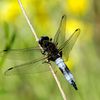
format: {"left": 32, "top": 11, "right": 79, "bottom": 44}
{"left": 49, "top": 63, "right": 67, "bottom": 100}
{"left": 17, "top": 0, "right": 67, "bottom": 100}
{"left": 18, "top": 0, "right": 39, "bottom": 42}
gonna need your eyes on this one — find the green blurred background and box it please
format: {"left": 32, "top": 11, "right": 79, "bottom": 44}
{"left": 0, "top": 0, "right": 100, "bottom": 100}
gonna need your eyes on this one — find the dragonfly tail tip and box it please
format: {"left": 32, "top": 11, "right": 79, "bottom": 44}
{"left": 71, "top": 80, "right": 78, "bottom": 90}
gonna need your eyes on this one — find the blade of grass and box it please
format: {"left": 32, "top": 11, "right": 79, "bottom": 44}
{"left": 17, "top": 0, "right": 67, "bottom": 100}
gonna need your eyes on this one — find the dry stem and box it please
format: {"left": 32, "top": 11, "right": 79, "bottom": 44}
{"left": 17, "top": 0, "right": 67, "bottom": 100}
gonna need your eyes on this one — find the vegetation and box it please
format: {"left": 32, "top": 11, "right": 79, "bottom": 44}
{"left": 0, "top": 0, "right": 100, "bottom": 100}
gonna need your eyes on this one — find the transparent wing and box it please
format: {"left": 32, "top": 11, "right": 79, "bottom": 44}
{"left": 53, "top": 15, "right": 66, "bottom": 47}
{"left": 59, "top": 28, "right": 80, "bottom": 61}
{"left": 4, "top": 56, "right": 52, "bottom": 75}
{"left": 0, "top": 47, "right": 42, "bottom": 62}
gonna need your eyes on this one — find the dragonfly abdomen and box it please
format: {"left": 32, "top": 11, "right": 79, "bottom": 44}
{"left": 55, "top": 57, "right": 78, "bottom": 90}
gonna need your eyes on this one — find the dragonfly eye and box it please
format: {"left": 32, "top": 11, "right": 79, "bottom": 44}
{"left": 39, "top": 36, "right": 49, "bottom": 46}
{"left": 43, "top": 36, "right": 49, "bottom": 40}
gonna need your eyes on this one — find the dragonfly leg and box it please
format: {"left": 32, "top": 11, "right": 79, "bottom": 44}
{"left": 42, "top": 60, "right": 48, "bottom": 64}
{"left": 59, "top": 51, "right": 62, "bottom": 57}
{"left": 41, "top": 50, "right": 45, "bottom": 55}
{"left": 42, "top": 59, "right": 50, "bottom": 64}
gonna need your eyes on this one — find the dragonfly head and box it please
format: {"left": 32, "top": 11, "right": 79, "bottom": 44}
{"left": 39, "top": 36, "right": 50, "bottom": 47}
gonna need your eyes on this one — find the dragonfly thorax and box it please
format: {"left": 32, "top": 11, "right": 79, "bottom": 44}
{"left": 39, "top": 36, "right": 61, "bottom": 61}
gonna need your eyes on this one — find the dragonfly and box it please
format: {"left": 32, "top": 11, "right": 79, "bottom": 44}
{"left": 0, "top": 15, "right": 80, "bottom": 90}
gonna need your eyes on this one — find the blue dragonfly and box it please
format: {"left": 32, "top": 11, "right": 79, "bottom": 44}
{"left": 0, "top": 15, "right": 80, "bottom": 90}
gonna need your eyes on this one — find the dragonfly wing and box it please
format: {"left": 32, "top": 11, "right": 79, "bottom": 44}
{"left": 4, "top": 56, "right": 54, "bottom": 75}
{"left": 59, "top": 28, "right": 80, "bottom": 61}
{"left": 53, "top": 15, "right": 66, "bottom": 47}
{"left": 0, "top": 47, "right": 42, "bottom": 62}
